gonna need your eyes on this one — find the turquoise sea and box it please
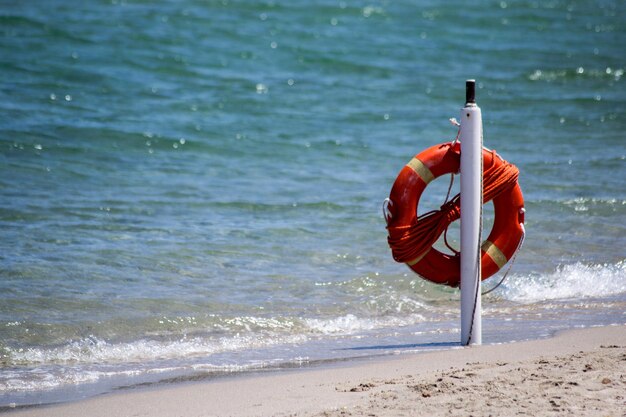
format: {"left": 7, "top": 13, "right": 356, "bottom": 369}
{"left": 1, "top": 0, "right": 625, "bottom": 407}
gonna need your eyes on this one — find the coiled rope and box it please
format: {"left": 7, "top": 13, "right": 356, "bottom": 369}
{"left": 386, "top": 149, "right": 520, "bottom": 266}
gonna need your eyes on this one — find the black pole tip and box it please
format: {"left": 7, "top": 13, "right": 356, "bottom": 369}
{"left": 465, "top": 80, "right": 476, "bottom": 105}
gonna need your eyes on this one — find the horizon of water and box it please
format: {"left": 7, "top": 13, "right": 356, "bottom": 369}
{"left": 1, "top": 0, "right": 625, "bottom": 408}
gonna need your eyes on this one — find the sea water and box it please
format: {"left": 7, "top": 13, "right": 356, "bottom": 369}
{"left": 1, "top": 0, "right": 625, "bottom": 407}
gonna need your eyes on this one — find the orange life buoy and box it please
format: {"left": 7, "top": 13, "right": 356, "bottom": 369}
{"left": 385, "top": 141, "right": 524, "bottom": 287}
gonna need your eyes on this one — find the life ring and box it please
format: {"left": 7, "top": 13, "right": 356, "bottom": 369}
{"left": 385, "top": 141, "right": 525, "bottom": 287}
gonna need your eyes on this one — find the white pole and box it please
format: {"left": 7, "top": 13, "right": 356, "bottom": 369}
{"left": 460, "top": 80, "right": 482, "bottom": 346}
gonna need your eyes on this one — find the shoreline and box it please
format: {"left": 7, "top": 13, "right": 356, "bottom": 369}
{"left": 4, "top": 324, "right": 625, "bottom": 417}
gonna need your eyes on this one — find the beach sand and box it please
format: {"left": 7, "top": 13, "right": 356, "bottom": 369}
{"left": 6, "top": 325, "right": 625, "bottom": 417}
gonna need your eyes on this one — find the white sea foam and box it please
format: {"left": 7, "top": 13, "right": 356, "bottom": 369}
{"left": 561, "top": 197, "right": 626, "bottom": 212}
{"left": 304, "top": 313, "right": 426, "bottom": 335}
{"left": 0, "top": 368, "right": 145, "bottom": 393}
{"left": 4, "top": 332, "right": 307, "bottom": 368}
{"left": 4, "top": 311, "right": 429, "bottom": 370}
{"left": 497, "top": 261, "right": 626, "bottom": 303}
{"left": 0, "top": 362, "right": 275, "bottom": 394}
{"left": 0, "top": 313, "right": 426, "bottom": 392}
{"left": 0, "top": 332, "right": 309, "bottom": 394}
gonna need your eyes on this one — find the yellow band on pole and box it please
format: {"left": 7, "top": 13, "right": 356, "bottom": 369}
{"left": 481, "top": 240, "right": 508, "bottom": 269}
{"left": 406, "top": 158, "right": 434, "bottom": 184}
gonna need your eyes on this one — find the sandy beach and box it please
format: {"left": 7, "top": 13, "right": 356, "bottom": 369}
{"left": 5, "top": 325, "right": 625, "bottom": 417}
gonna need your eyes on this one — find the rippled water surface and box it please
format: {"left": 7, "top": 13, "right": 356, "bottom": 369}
{"left": 1, "top": 0, "right": 625, "bottom": 407}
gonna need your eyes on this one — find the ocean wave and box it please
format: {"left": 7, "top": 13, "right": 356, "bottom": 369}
{"left": 2, "top": 332, "right": 306, "bottom": 369}
{"left": 303, "top": 312, "right": 426, "bottom": 335}
{"left": 0, "top": 359, "right": 277, "bottom": 394}
{"left": 0, "top": 311, "right": 433, "bottom": 394}
{"left": 561, "top": 197, "right": 626, "bottom": 205}
{"left": 560, "top": 197, "right": 626, "bottom": 212}
{"left": 528, "top": 67, "right": 623, "bottom": 82}
{"left": 2, "top": 310, "right": 429, "bottom": 370}
{"left": 0, "top": 367, "right": 143, "bottom": 393}
{"left": 496, "top": 261, "right": 626, "bottom": 303}
{"left": 526, "top": 197, "right": 626, "bottom": 213}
